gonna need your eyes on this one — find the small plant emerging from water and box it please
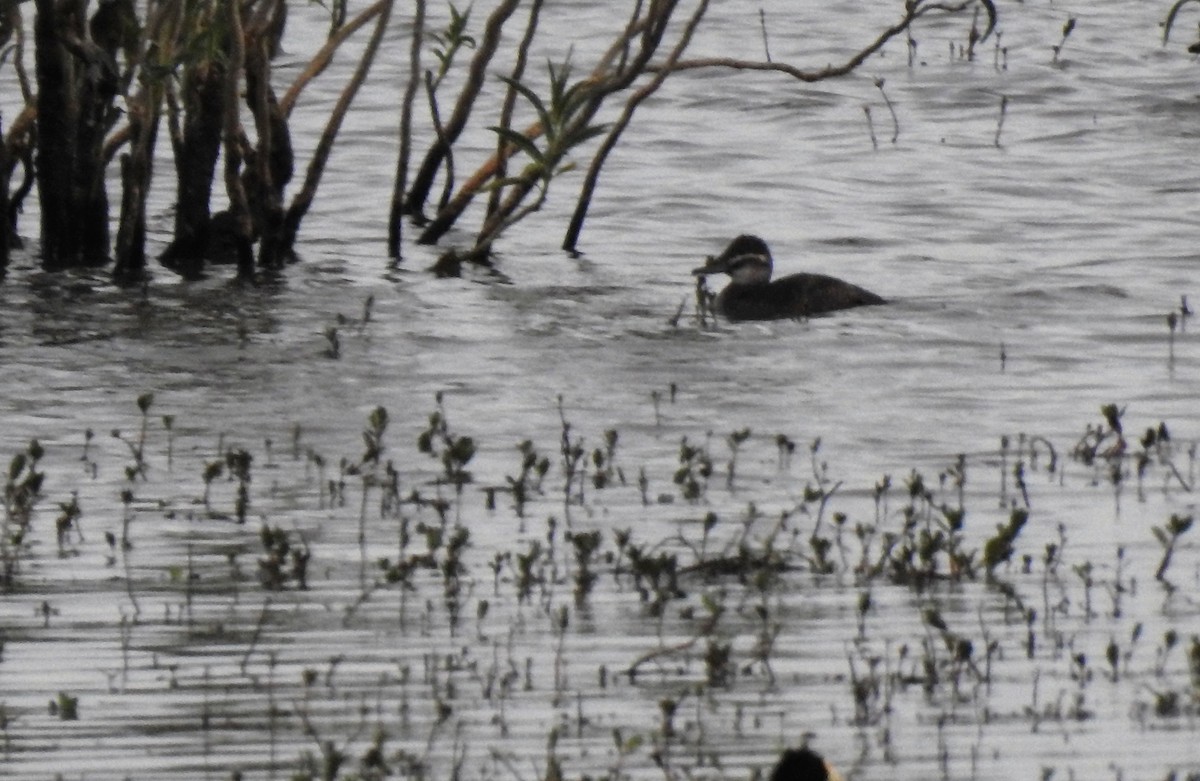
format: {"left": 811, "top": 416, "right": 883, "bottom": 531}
{"left": 10, "top": 383, "right": 1200, "bottom": 778}
{"left": 568, "top": 529, "right": 602, "bottom": 605}
{"left": 49, "top": 691, "right": 79, "bottom": 721}
{"left": 2, "top": 439, "right": 45, "bottom": 589}
{"left": 591, "top": 429, "right": 622, "bottom": 490}
{"left": 54, "top": 492, "right": 83, "bottom": 555}
{"left": 1051, "top": 16, "right": 1076, "bottom": 63}
{"left": 1152, "top": 513, "right": 1193, "bottom": 585}
{"left": 504, "top": 440, "right": 550, "bottom": 518}
{"left": 258, "top": 525, "right": 311, "bottom": 590}
{"left": 674, "top": 436, "right": 713, "bottom": 502}
{"left": 983, "top": 507, "right": 1029, "bottom": 579}
{"left": 111, "top": 392, "right": 155, "bottom": 480}
{"left": 417, "top": 394, "right": 476, "bottom": 493}
{"left": 226, "top": 448, "right": 253, "bottom": 524}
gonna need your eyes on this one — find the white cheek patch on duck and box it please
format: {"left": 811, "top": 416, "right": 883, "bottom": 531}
{"left": 724, "top": 253, "right": 772, "bottom": 284}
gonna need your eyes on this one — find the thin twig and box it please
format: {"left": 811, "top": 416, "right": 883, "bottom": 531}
{"left": 759, "top": 8, "right": 772, "bottom": 62}
{"left": 994, "top": 94, "right": 1008, "bottom": 147}
{"left": 659, "top": 0, "right": 993, "bottom": 81}
{"left": 563, "top": 0, "right": 710, "bottom": 251}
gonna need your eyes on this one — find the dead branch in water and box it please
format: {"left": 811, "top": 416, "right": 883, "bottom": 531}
{"left": 658, "top": 0, "right": 995, "bottom": 81}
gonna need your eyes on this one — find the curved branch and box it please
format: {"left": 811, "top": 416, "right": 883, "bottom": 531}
{"left": 1163, "top": 0, "right": 1200, "bottom": 44}
{"left": 563, "top": 0, "right": 710, "bottom": 252}
{"left": 278, "top": 0, "right": 385, "bottom": 118}
{"left": 658, "top": 0, "right": 993, "bottom": 81}
{"left": 3, "top": 104, "right": 37, "bottom": 162}
{"left": 282, "top": 0, "right": 394, "bottom": 247}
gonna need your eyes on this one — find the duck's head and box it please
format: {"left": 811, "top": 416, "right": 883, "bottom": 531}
{"left": 768, "top": 747, "right": 842, "bottom": 781}
{"left": 691, "top": 234, "right": 774, "bottom": 285}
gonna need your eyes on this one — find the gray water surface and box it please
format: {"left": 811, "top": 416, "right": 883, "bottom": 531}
{"left": 1, "top": 0, "right": 1199, "bottom": 778}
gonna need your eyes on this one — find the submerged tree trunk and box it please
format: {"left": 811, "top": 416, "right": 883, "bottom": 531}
{"left": 161, "top": 59, "right": 226, "bottom": 277}
{"left": 33, "top": 0, "right": 78, "bottom": 269}
{"left": 113, "top": 86, "right": 163, "bottom": 282}
{"left": 387, "top": 0, "right": 424, "bottom": 259}
{"left": 112, "top": 135, "right": 154, "bottom": 282}
{"left": 114, "top": 0, "right": 184, "bottom": 284}
{"left": 34, "top": 0, "right": 115, "bottom": 270}
{"left": 0, "top": 114, "right": 8, "bottom": 271}
{"left": 245, "top": 32, "right": 294, "bottom": 270}
{"left": 223, "top": 0, "right": 256, "bottom": 280}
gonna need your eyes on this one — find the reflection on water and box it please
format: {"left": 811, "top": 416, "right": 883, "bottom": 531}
{"left": 2, "top": 0, "right": 1200, "bottom": 778}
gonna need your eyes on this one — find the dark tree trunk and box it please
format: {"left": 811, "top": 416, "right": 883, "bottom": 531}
{"left": 0, "top": 114, "right": 8, "bottom": 272}
{"left": 34, "top": 0, "right": 77, "bottom": 269}
{"left": 112, "top": 113, "right": 158, "bottom": 284}
{"left": 34, "top": 0, "right": 115, "bottom": 270}
{"left": 387, "top": 0, "right": 424, "bottom": 259}
{"left": 245, "top": 41, "right": 294, "bottom": 270}
{"left": 160, "top": 60, "right": 226, "bottom": 278}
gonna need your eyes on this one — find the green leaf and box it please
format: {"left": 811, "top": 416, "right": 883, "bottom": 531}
{"left": 489, "top": 126, "right": 545, "bottom": 166}
{"left": 547, "top": 59, "right": 570, "bottom": 113}
{"left": 563, "top": 122, "right": 610, "bottom": 149}
{"left": 497, "top": 75, "right": 553, "bottom": 138}
{"left": 561, "top": 78, "right": 597, "bottom": 117}
{"left": 9, "top": 454, "right": 26, "bottom": 481}
{"left": 485, "top": 174, "right": 538, "bottom": 192}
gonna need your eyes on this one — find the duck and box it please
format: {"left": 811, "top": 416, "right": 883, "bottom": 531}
{"left": 768, "top": 747, "right": 843, "bottom": 781}
{"left": 692, "top": 235, "right": 884, "bottom": 322}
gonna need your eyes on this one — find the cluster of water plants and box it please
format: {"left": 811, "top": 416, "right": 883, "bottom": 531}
{"left": 0, "top": 389, "right": 1196, "bottom": 779}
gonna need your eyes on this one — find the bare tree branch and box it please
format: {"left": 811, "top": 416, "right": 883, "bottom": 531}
{"left": 658, "top": 0, "right": 993, "bottom": 82}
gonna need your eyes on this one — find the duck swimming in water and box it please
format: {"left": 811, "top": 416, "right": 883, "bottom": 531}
{"left": 692, "top": 235, "right": 885, "bottom": 322}
{"left": 768, "top": 747, "right": 842, "bottom": 781}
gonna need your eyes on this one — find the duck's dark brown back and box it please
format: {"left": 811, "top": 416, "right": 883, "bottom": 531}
{"left": 715, "top": 273, "right": 884, "bottom": 321}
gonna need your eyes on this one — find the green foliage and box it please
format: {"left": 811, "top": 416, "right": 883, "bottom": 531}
{"left": 361, "top": 406, "right": 389, "bottom": 467}
{"left": 490, "top": 60, "right": 608, "bottom": 190}
{"left": 417, "top": 395, "right": 476, "bottom": 487}
{"left": 507, "top": 439, "right": 550, "bottom": 517}
{"left": 673, "top": 436, "right": 712, "bottom": 501}
{"left": 3, "top": 439, "right": 46, "bottom": 588}
{"left": 1153, "top": 513, "right": 1194, "bottom": 583}
{"left": 429, "top": 2, "right": 476, "bottom": 87}
{"left": 568, "top": 529, "right": 603, "bottom": 603}
{"left": 258, "top": 524, "right": 311, "bottom": 590}
{"left": 984, "top": 507, "right": 1029, "bottom": 576}
{"left": 51, "top": 691, "right": 79, "bottom": 721}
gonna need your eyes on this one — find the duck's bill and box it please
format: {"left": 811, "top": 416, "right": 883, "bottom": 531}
{"left": 691, "top": 255, "right": 723, "bottom": 276}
